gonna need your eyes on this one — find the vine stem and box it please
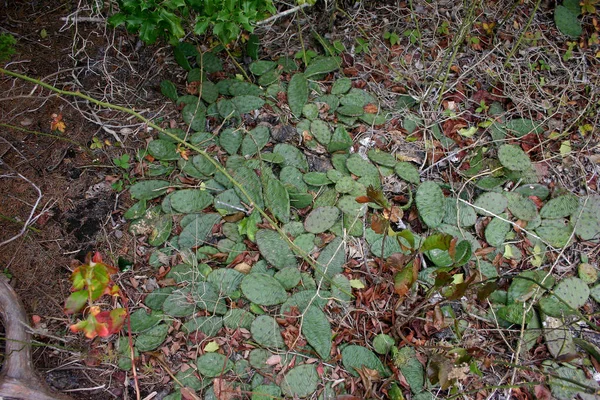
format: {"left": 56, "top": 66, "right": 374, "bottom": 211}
{"left": 503, "top": 0, "right": 543, "bottom": 68}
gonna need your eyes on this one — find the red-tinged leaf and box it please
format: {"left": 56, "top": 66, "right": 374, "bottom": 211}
{"left": 95, "top": 308, "right": 127, "bottom": 336}
{"left": 92, "top": 251, "right": 103, "bottom": 264}
{"left": 65, "top": 290, "right": 88, "bottom": 314}
{"left": 446, "top": 274, "right": 476, "bottom": 300}
{"left": 370, "top": 214, "right": 388, "bottom": 234}
{"left": 386, "top": 253, "right": 411, "bottom": 271}
{"left": 448, "top": 237, "right": 458, "bottom": 259}
{"left": 70, "top": 313, "right": 110, "bottom": 339}
{"left": 434, "top": 271, "right": 454, "bottom": 288}
{"left": 394, "top": 261, "right": 418, "bottom": 297}
{"left": 366, "top": 185, "right": 390, "bottom": 209}
{"left": 355, "top": 196, "right": 371, "bottom": 204}
{"left": 477, "top": 281, "right": 498, "bottom": 301}
{"left": 70, "top": 269, "right": 86, "bottom": 290}
{"left": 422, "top": 233, "right": 453, "bottom": 251}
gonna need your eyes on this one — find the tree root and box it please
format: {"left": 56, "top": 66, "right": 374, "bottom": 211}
{"left": 0, "top": 276, "right": 73, "bottom": 400}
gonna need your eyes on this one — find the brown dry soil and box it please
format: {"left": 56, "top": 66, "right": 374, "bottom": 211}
{"left": 0, "top": 1, "right": 170, "bottom": 398}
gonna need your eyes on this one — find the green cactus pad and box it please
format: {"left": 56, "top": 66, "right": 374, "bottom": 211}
{"left": 572, "top": 195, "right": 600, "bottom": 240}
{"left": 280, "top": 364, "right": 319, "bottom": 398}
{"left": 535, "top": 219, "right": 574, "bottom": 248}
{"left": 207, "top": 269, "right": 244, "bottom": 296}
{"left": 315, "top": 237, "right": 345, "bottom": 284}
{"left": 346, "top": 154, "right": 379, "bottom": 177}
{"left": 304, "top": 56, "right": 340, "bottom": 78}
{"left": 327, "top": 126, "right": 353, "bottom": 153}
{"left": 219, "top": 128, "right": 243, "bottom": 155}
{"left": 229, "top": 81, "right": 263, "bottom": 97}
{"left": 196, "top": 353, "right": 233, "bottom": 377}
{"left": 543, "top": 316, "right": 576, "bottom": 359}
{"left": 485, "top": 215, "right": 511, "bottom": 248}
{"left": 274, "top": 267, "right": 302, "bottom": 290}
{"left": 241, "top": 125, "right": 270, "bottom": 157}
{"left": 241, "top": 273, "right": 288, "bottom": 306}
{"left": 134, "top": 323, "right": 169, "bottom": 352}
{"left": 473, "top": 192, "right": 508, "bottom": 216}
{"left": 178, "top": 213, "right": 221, "bottom": 249}
{"left": 310, "top": 119, "right": 332, "bottom": 145}
{"left": 147, "top": 139, "right": 179, "bottom": 161}
{"left": 540, "top": 194, "right": 578, "bottom": 219}
{"left": 288, "top": 73, "right": 308, "bottom": 118}
{"left": 394, "top": 162, "right": 420, "bottom": 184}
{"left": 169, "top": 189, "right": 213, "bottom": 213}
{"left": 443, "top": 197, "right": 477, "bottom": 227}
{"left": 498, "top": 144, "right": 531, "bottom": 171}
{"left": 367, "top": 149, "right": 397, "bottom": 167}
{"left": 539, "top": 277, "right": 590, "bottom": 317}
{"left": 256, "top": 229, "right": 297, "bottom": 269}
{"left": 264, "top": 178, "right": 290, "bottom": 223}
{"left": 415, "top": 181, "right": 445, "bottom": 228}
{"left": 331, "top": 77, "right": 352, "bottom": 95}
{"left": 506, "top": 192, "right": 538, "bottom": 221}
{"left": 273, "top": 143, "right": 309, "bottom": 172}
{"left": 302, "top": 305, "right": 332, "bottom": 359}
{"left": 223, "top": 309, "right": 255, "bottom": 330}
{"left": 129, "top": 180, "right": 169, "bottom": 200}
{"left": 304, "top": 206, "right": 340, "bottom": 233}
{"left": 331, "top": 274, "right": 352, "bottom": 303}
{"left": 251, "top": 315, "right": 286, "bottom": 349}
{"left": 182, "top": 316, "right": 223, "bottom": 337}
{"left": 504, "top": 118, "right": 544, "bottom": 137}
{"left": 303, "top": 172, "right": 333, "bottom": 186}
{"left": 129, "top": 309, "right": 164, "bottom": 333}
{"left": 515, "top": 184, "right": 550, "bottom": 200}
{"left": 341, "top": 345, "right": 391, "bottom": 377}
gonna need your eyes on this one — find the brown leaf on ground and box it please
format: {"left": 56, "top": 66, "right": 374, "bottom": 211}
{"left": 213, "top": 378, "right": 241, "bottom": 400}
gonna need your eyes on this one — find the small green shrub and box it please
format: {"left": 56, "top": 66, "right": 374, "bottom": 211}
{"left": 109, "top": 0, "right": 277, "bottom": 44}
{"left": 0, "top": 33, "right": 16, "bottom": 61}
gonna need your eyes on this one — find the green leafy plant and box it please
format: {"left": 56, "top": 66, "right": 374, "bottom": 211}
{"left": 65, "top": 252, "right": 127, "bottom": 339}
{"left": 0, "top": 33, "right": 16, "bottom": 61}
{"left": 383, "top": 30, "right": 400, "bottom": 46}
{"left": 109, "top": 0, "right": 277, "bottom": 44}
{"left": 437, "top": 20, "right": 450, "bottom": 35}
{"left": 403, "top": 29, "right": 420, "bottom": 44}
{"left": 475, "top": 99, "right": 489, "bottom": 113}
{"left": 294, "top": 49, "right": 318, "bottom": 66}
{"left": 355, "top": 37, "right": 370, "bottom": 54}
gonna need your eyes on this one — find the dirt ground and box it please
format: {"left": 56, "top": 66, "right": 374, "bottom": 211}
{"left": 0, "top": 1, "right": 168, "bottom": 398}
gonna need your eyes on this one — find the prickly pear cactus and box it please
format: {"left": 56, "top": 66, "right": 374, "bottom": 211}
{"left": 540, "top": 194, "right": 579, "bottom": 219}
{"left": 241, "top": 273, "right": 288, "bottom": 306}
{"left": 251, "top": 315, "right": 286, "bottom": 349}
{"left": 474, "top": 192, "right": 507, "bottom": 216}
{"left": 539, "top": 277, "right": 590, "bottom": 317}
{"left": 280, "top": 364, "right": 319, "bottom": 398}
{"left": 498, "top": 144, "right": 531, "bottom": 171}
{"left": 572, "top": 195, "right": 600, "bottom": 240}
{"left": 288, "top": 73, "right": 308, "bottom": 118}
{"left": 415, "top": 181, "right": 445, "bottom": 228}
{"left": 535, "top": 218, "right": 574, "bottom": 248}
{"left": 304, "top": 206, "right": 340, "bottom": 233}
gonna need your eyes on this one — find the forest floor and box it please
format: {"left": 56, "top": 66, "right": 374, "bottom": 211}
{"left": 0, "top": 1, "right": 599, "bottom": 399}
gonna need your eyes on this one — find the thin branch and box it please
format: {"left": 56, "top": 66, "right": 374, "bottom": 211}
{"left": 256, "top": 3, "right": 312, "bottom": 26}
